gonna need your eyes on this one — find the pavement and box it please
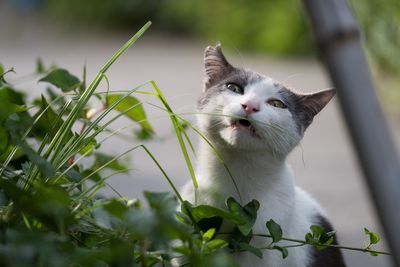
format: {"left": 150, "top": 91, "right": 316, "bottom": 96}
{"left": 1, "top": 15, "right": 399, "bottom": 267}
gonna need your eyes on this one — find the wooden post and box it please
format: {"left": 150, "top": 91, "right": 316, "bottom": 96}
{"left": 302, "top": 0, "right": 400, "bottom": 265}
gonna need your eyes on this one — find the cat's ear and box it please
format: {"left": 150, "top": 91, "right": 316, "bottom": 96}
{"left": 295, "top": 88, "right": 336, "bottom": 129}
{"left": 204, "top": 44, "right": 234, "bottom": 89}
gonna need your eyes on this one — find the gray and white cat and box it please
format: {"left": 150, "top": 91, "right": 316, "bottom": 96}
{"left": 181, "top": 45, "right": 346, "bottom": 267}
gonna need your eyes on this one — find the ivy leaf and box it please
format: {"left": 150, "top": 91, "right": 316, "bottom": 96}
{"left": 39, "top": 68, "right": 81, "bottom": 92}
{"left": 272, "top": 245, "right": 289, "bottom": 259}
{"left": 266, "top": 219, "right": 283, "bottom": 243}
{"left": 106, "top": 94, "right": 154, "bottom": 137}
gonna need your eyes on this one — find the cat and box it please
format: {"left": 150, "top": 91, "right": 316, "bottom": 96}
{"left": 180, "top": 44, "right": 346, "bottom": 267}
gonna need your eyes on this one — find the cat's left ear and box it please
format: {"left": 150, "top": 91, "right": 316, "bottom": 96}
{"left": 204, "top": 44, "right": 234, "bottom": 89}
{"left": 295, "top": 88, "right": 336, "bottom": 129}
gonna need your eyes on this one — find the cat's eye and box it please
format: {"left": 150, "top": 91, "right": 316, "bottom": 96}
{"left": 267, "top": 99, "right": 287, "bottom": 109}
{"left": 226, "top": 83, "right": 244, "bottom": 94}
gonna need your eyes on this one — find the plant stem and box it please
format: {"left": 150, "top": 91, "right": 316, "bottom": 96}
{"left": 252, "top": 234, "right": 392, "bottom": 256}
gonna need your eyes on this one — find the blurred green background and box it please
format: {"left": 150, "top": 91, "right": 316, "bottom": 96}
{"left": 5, "top": 0, "right": 400, "bottom": 114}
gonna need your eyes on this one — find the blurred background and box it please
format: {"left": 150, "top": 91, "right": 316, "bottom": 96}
{"left": 0, "top": 0, "right": 399, "bottom": 266}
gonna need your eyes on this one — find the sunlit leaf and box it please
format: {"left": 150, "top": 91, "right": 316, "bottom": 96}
{"left": 364, "top": 228, "right": 380, "bottom": 245}
{"left": 106, "top": 94, "right": 153, "bottom": 136}
{"left": 207, "top": 239, "right": 229, "bottom": 250}
{"left": 202, "top": 228, "right": 216, "bottom": 241}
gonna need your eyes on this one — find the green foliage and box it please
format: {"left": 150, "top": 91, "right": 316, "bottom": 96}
{"left": 305, "top": 225, "right": 336, "bottom": 251}
{"left": 0, "top": 23, "right": 390, "bottom": 267}
{"left": 266, "top": 219, "right": 283, "bottom": 243}
{"left": 364, "top": 228, "right": 381, "bottom": 256}
{"left": 39, "top": 68, "right": 81, "bottom": 92}
{"left": 106, "top": 94, "right": 154, "bottom": 139}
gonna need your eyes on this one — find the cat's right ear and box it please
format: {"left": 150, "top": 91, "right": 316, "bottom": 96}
{"left": 204, "top": 44, "right": 234, "bottom": 89}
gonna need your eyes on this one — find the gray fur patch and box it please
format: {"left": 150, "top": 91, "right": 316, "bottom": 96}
{"left": 198, "top": 68, "right": 264, "bottom": 110}
{"left": 276, "top": 82, "right": 336, "bottom": 134}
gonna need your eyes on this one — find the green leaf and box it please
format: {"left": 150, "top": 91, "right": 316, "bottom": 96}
{"left": 92, "top": 152, "right": 128, "bottom": 173}
{"left": 364, "top": 228, "right": 381, "bottom": 245}
{"left": 202, "top": 228, "right": 216, "bottom": 241}
{"left": 272, "top": 245, "right": 288, "bottom": 259}
{"left": 81, "top": 169, "right": 102, "bottom": 182}
{"left": 0, "top": 179, "right": 73, "bottom": 231}
{"left": 305, "top": 225, "right": 336, "bottom": 251}
{"left": 103, "top": 199, "right": 129, "bottom": 219}
{"left": 32, "top": 95, "right": 73, "bottom": 141}
{"left": 36, "top": 58, "right": 46, "bottom": 74}
{"left": 183, "top": 201, "right": 245, "bottom": 225}
{"left": 310, "top": 225, "right": 324, "bottom": 238}
{"left": 0, "top": 87, "right": 27, "bottom": 121}
{"left": 79, "top": 138, "right": 98, "bottom": 156}
{"left": 39, "top": 68, "right": 81, "bottom": 92}
{"left": 0, "top": 125, "right": 9, "bottom": 154}
{"left": 207, "top": 239, "right": 229, "bottom": 250}
{"left": 6, "top": 114, "right": 55, "bottom": 178}
{"left": 226, "top": 197, "right": 259, "bottom": 236}
{"left": 144, "top": 191, "right": 178, "bottom": 212}
{"left": 64, "top": 167, "right": 81, "bottom": 182}
{"left": 106, "top": 94, "right": 153, "bottom": 135}
{"left": 235, "top": 242, "right": 262, "bottom": 258}
{"left": 266, "top": 219, "right": 283, "bottom": 243}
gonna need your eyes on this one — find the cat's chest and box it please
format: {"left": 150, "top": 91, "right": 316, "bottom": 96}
{"left": 195, "top": 162, "right": 296, "bottom": 229}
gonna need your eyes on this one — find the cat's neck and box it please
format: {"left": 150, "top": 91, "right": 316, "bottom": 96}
{"left": 196, "top": 140, "right": 295, "bottom": 205}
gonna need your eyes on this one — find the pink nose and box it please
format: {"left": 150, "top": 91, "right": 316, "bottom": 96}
{"left": 241, "top": 100, "right": 260, "bottom": 115}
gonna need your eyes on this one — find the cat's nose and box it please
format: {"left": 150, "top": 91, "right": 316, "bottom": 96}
{"left": 241, "top": 100, "right": 260, "bottom": 115}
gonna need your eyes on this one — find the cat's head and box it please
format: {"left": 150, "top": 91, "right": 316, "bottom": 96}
{"left": 198, "top": 44, "right": 335, "bottom": 157}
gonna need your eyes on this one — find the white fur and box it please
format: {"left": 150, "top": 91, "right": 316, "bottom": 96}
{"left": 181, "top": 78, "right": 326, "bottom": 267}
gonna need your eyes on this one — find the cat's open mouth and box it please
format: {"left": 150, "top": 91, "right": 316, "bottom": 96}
{"left": 229, "top": 119, "right": 259, "bottom": 137}
{"left": 230, "top": 119, "right": 251, "bottom": 128}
